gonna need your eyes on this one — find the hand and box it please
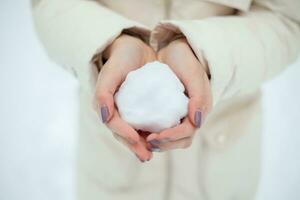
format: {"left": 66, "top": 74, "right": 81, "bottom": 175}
{"left": 147, "top": 38, "right": 212, "bottom": 152}
{"left": 94, "top": 34, "right": 156, "bottom": 162}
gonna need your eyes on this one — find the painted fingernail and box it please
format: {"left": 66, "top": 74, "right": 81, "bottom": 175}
{"left": 135, "top": 154, "right": 145, "bottom": 163}
{"left": 194, "top": 110, "right": 202, "bottom": 128}
{"left": 100, "top": 105, "right": 109, "bottom": 123}
{"left": 149, "top": 139, "right": 160, "bottom": 147}
{"left": 151, "top": 147, "right": 161, "bottom": 152}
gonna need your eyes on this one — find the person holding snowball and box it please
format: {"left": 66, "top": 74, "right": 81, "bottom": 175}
{"left": 32, "top": 0, "right": 300, "bottom": 200}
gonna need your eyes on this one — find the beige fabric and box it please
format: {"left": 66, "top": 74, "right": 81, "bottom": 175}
{"left": 32, "top": 0, "right": 300, "bottom": 200}
{"left": 152, "top": 3, "right": 300, "bottom": 106}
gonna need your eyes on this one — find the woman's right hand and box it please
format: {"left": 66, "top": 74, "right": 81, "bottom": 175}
{"left": 94, "top": 34, "right": 156, "bottom": 162}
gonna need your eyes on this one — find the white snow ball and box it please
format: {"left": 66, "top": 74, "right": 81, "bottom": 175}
{"left": 114, "top": 61, "right": 188, "bottom": 133}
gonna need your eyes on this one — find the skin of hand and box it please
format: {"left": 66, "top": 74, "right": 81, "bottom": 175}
{"left": 94, "top": 34, "right": 156, "bottom": 162}
{"left": 146, "top": 38, "right": 213, "bottom": 152}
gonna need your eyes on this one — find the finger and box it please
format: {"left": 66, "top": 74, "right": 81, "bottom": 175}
{"left": 107, "top": 112, "right": 153, "bottom": 161}
{"left": 130, "top": 137, "right": 153, "bottom": 162}
{"left": 160, "top": 43, "right": 212, "bottom": 128}
{"left": 147, "top": 117, "right": 196, "bottom": 144}
{"left": 187, "top": 72, "right": 212, "bottom": 128}
{"left": 95, "top": 59, "right": 124, "bottom": 123}
{"left": 112, "top": 132, "right": 153, "bottom": 162}
{"left": 185, "top": 69, "right": 212, "bottom": 128}
{"left": 107, "top": 111, "right": 140, "bottom": 144}
{"left": 150, "top": 137, "right": 193, "bottom": 152}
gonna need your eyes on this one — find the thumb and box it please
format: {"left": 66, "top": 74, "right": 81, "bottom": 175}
{"left": 186, "top": 72, "right": 212, "bottom": 128}
{"left": 94, "top": 61, "right": 123, "bottom": 123}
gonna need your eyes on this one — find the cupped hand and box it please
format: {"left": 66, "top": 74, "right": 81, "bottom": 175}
{"left": 147, "top": 38, "right": 213, "bottom": 152}
{"left": 94, "top": 34, "right": 156, "bottom": 162}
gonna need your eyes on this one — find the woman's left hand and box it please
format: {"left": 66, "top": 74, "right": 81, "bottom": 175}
{"left": 146, "top": 38, "right": 213, "bottom": 152}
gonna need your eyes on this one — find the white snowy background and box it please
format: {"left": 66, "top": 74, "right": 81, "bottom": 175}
{"left": 0, "top": 1, "right": 299, "bottom": 200}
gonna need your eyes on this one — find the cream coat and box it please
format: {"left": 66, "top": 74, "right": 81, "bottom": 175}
{"left": 32, "top": 0, "right": 300, "bottom": 199}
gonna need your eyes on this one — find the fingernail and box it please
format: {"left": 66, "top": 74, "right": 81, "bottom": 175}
{"left": 151, "top": 147, "right": 161, "bottom": 152}
{"left": 135, "top": 153, "right": 144, "bottom": 163}
{"left": 194, "top": 110, "right": 202, "bottom": 128}
{"left": 100, "top": 105, "right": 109, "bottom": 123}
{"left": 149, "top": 139, "right": 160, "bottom": 147}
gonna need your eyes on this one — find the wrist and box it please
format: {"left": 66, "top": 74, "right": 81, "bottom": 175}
{"left": 170, "top": 38, "right": 210, "bottom": 78}
{"left": 103, "top": 34, "right": 144, "bottom": 60}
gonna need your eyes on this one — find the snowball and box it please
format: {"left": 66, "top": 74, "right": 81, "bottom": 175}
{"left": 114, "top": 61, "right": 188, "bottom": 133}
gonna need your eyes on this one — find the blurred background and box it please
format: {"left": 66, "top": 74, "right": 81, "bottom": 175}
{"left": 0, "top": 1, "right": 300, "bottom": 200}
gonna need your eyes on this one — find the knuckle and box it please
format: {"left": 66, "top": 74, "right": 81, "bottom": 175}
{"left": 182, "top": 123, "right": 193, "bottom": 135}
{"left": 160, "top": 137, "right": 172, "bottom": 143}
{"left": 191, "top": 98, "right": 203, "bottom": 108}
{"left": 193, "top": 96, "right": 211, "bottom": 113}
{"left": 112, "top": 132, "right": 121, "bottom": 141}
{"left": 182, "top": 127, "right": 190, "bottom": 136}
{"left": 105, "top": 120, "right": 113, "bottom": 129}
{"left": 106, "top": 118, "right": 117, "bottom": 131}
{"left": 95, "top": 90, "right": 107, "bottom": 103}
{"left": 200, "top": 100, "right": 212, "bottom": 115}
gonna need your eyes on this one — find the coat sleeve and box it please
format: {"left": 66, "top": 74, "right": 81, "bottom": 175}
{"left": 32, "top": 0, "right": 150, "bottom": 90}
{"left": 152, "top": 1, "right": 300, "bottom": 106}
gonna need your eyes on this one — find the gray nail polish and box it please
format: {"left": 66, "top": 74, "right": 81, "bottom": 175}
{"left": 194, "top": 110, "right": 202, "bottom": 128}
{"left": 149, "top": 139, "right": 160, "bottom": 147}
{"left": 151, "top": 147, "right": 161, "bottom": 152}
{"left": 100, "top": 105, "right": 109, "bottom": 123}
{"left": 135, "top": 154, "right": 144, "bottom": 163}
